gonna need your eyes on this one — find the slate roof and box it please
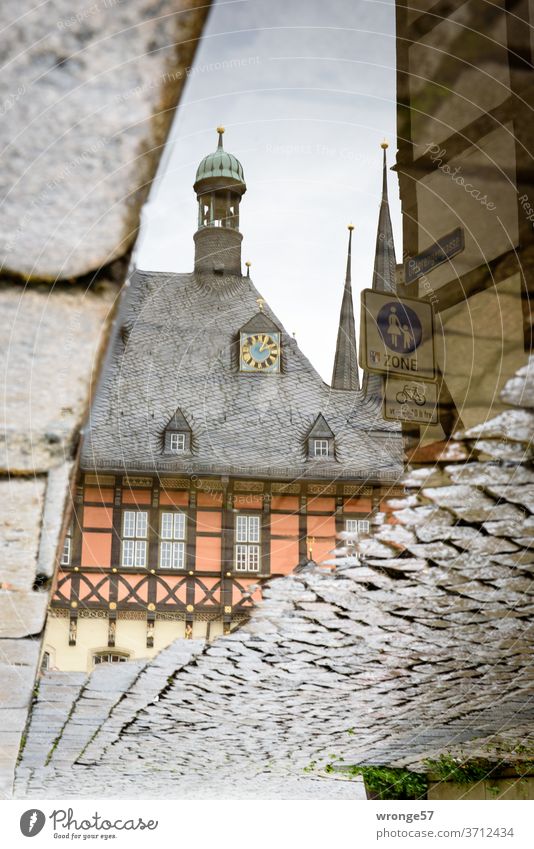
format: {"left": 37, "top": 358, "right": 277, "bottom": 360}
{"left": 81, "top": 269, "right": 402, "bottom": 481}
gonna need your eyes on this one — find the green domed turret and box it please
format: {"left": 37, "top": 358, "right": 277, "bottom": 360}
{"left": 194, "top": 127, "right": 246, "bottom": 194}
{"left": 193, "top": 128, "right": 247, "bottom": 276}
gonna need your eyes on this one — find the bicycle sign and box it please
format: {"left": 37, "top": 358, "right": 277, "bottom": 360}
{"left": 383, "top": 376, "right": 439, "bottom": 424}
{"left": 360, "top": 289, "right": 435, "bottom": 380}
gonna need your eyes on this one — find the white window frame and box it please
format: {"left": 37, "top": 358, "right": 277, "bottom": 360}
{"left": 234, "top": 514, "right": 261, "bottom": 572}
{"left": 159, "top": 511, "right": 187, "bottom": 570}
{"left": 313, "top": 438, "right": 329, "bottom": 457}
{"left": 345, "top": 519, "right": 370, "bottom": 534}
{"left": 93, "top": 652, "right": 129, "bottom": 666}
{"left": 169, "top": 432, "right": 186, "bottom": 453}
{"left": 60, "top": 534, "right": 71, "bottom": 566}
{"left": 121, "top": 510, "right": 148, "bottom": 568}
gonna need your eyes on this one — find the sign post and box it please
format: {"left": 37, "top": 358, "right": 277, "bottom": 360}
{"left": 360, "top": 289, "right": 436, "bottom": 381}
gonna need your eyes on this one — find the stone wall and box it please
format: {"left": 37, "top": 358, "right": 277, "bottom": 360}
{"left": 0, "top": 0, "right": 211, "bottom": 799}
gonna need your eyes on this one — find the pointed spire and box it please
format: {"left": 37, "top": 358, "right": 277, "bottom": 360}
{"left": 371, "top": 141, "right": 397, "bottom": 294}
{"left": 216, "top": 126, "right": 225, "bottom": 149}
{"left": 331, "top": 225, "right": 360, "bottom": 391}
{"left": 363, "top": 142, "right": 398, "bottom": 400}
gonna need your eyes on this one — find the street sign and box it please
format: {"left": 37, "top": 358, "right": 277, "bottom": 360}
{"left": 383, "top": 376, "right": 439, "bottom": 424}
{"left": 360, "top": 289, "right": 435, "bottom": 381}
{"left": 404, "top": 227, "right": 464, "bottom": 284}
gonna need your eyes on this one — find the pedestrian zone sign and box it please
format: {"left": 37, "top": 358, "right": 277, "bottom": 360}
{"left": 360, "top": 289, "right": 435, "bottom": 381}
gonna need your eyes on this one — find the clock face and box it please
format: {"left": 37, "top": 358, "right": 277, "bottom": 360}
{"left": 240, "top": 332, "right": 281, "bottom": 372}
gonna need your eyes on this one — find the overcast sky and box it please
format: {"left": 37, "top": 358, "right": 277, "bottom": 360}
{"left": 136, "top": 0, "right": 401, "bottom": 383}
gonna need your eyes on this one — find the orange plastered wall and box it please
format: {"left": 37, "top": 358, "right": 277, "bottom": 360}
{"left": 196, "top": 511, "right": 222, "bottom": 533}
{"left": 270, "top": 495, "right": 299, "bottom": 512}
{"left": 122, "top": 489, "right": 151, "bottom": 505}
{"left": 197, "top": 492, "right": 223, "bottom": 507}
{"left": 343, "top": 497, "right": 373, "bottom": 512}
{"left": 53, "top": 573, "right": 71, "bottom": 602}
{"left": 81, "top": 532, "right": 112, "bottom": 568}
{"left": 271, "top": 539, "right": 299, "bottom": 573}
{"left": 270, "top": 513, "right": 299, "bottom": 537}
{"left": 311, "top": 537, "right": 336, "bottom": 565}
{"left": 195, "top": 536, "right": 222, "bottom": 570}
{"left": 194, "top": 577, "right": 221, "bottom": 605}
{"left": 156, "top": 577, "right": 187, "bottom": 604}
{"left": 160, "top": 490, "right": 189, "bottom": 507}
{"left": 117, "top": 575, "right": 148, "bottom": 603}
{"left": 83, "top": 506, "right": 113, "bottom": 528}
{"left": 307, "top": 496, "right": 335, "bottom": 512}
{"left": 232, "top": 580, "right": 262, "bottom": 605}
{"left": 233, "top": 494, "right": 263, "bottom": 510}
{"left": 84, "top": 487, "right": 114, "bottom": 503}
{"left": 307, "top": 514, "right": 336, "bottom": 538}
{"left": 78, "top": 575, "right": 110, "bottom": 603}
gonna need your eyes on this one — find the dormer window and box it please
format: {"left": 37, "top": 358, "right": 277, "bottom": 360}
{"left": 313, "top": 439, "right": 329, "bottom": 457}
{"left": 306, "top": 414, "right": 335, "bottom": 460}
{"left": 163, "top": 408, "right": 192, "bottom": 455}
{"left": 169, "top": 433, "right": 186, "bottom": 454}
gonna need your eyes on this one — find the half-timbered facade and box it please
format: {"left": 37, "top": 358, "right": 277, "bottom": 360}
{"left": 45, "top": 130, "right": 403, "bottom": 671}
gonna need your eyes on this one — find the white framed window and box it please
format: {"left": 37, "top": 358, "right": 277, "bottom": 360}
{"left": 313, "top": 439, "right": 329, "bottom": 457}
{"left": 345, "top": 519, "right": 370, "bottom": 534}
{"left": 121, "top": 510, "right": 148, "bottom": 568}
{"left": 93, "top": 652, "right": 129, "bottom": 666}
{"left": 159, "top": 511, "right": 186, "bottom": 570}
{"left": 61, "top": 534, "right": 71, "bottom": 566}
{"left": 169, "top": 432, "right": 186, "bottom": 453}
{"left": 234, "top": 514, "right": 261, "bottom": 572}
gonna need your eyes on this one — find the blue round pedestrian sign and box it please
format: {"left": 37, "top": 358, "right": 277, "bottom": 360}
{"left": 376, "top": 302, "right": 422, "bottom": 354}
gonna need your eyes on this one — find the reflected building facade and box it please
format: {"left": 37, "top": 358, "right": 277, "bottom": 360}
{"left": 395, "top": 0, "right": 533, "bottom": 442}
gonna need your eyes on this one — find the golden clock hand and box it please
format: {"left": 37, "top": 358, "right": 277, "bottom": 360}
{"left": 259, "top": 338, "right": 270, "bottom": 352}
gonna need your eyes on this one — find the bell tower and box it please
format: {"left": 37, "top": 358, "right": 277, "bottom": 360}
{"left": 193, "top": 127, "right": 247, "bottom": 275}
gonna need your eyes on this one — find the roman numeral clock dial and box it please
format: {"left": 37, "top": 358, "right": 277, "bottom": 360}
{"left": 240, "top": 332, "right": 281, "bottom": 373}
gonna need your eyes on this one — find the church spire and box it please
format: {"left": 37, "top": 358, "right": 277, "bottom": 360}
{"left": 331, "top": 225, "right": 360, "bottom": 391}
{"left": 363, "top": 142, "right": 397, "bottom": 400}
{"left": 371, "top": 142, "right": 397, "bottom": 293}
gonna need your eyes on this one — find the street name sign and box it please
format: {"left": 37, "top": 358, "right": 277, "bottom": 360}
{"left": 360, "top": 289, "right": 435, "bottom": 381}
{"left": 404, "top": 227, "right": 464, "bottom": 284}
{"left": 383, "top": 376, "right": 439, "bottom": 425}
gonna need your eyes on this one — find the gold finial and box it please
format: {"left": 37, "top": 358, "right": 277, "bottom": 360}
{"left": 348, "top": 223, "right": 355, "bottom": 231}
{"left": 381, "top": 139, "right": 389, "bottom": 149}
{"left": 246, "top": 261, "right": 251, "bottom": 278}
{"left": 256, "top": 297, "right": 265, "bottom": 312}
{"left": 217, "top": 126, "right": 225, "bottom": 135}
